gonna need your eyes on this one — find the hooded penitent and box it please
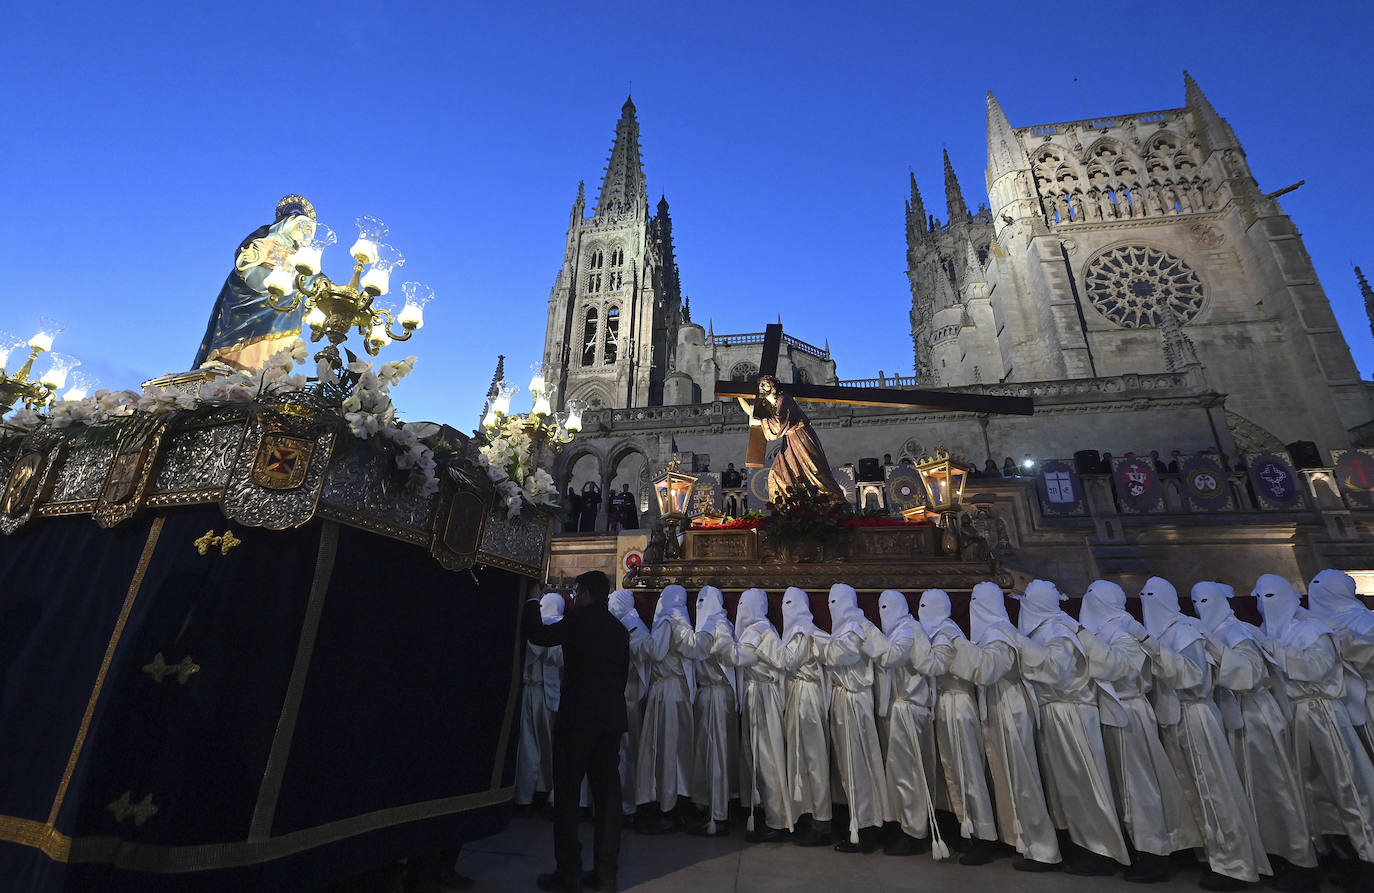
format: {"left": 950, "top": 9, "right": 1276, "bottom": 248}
{"left": 696, "top": 586, "right": 729, "bottom": 634}
{"left": 781, "top": 586, "right": 819, "bottom": 643}
{"left": 1190, "top": 581, "right": 1237, "bottom": 635}
{"left": 609, "top": 589, "right": 646, "bottom": 633}
{"left": 540, "top": 592, "right": 566, "bottom": 625}
{"left": 654, "top": 584, "right": 689, "bottom": 629}
{"left": 1253, "top": 574, "right": 1303, "bottom": 638}
{"left": 1140, "top": 576, "right": 1202, "bottom": 644}
{"left": 1307, "top": 569, "right": 1372, "bottom": 631}
{"left": 736, "top": 588, "right": 773, "bottom": 644}
{"left": 968, "top": 582, "right": 1017, "bottom": 648}
{"left": 917, "top": 589, "right": 963, "bottom": 643}
{"left": 828, "top": 583, "right": 868, "bottom": 640}
{"left": 1018, "top": 579, "right": 1077, "bottom": 639}
{"left": 1079, "top": 580, "right": 1133, "bottom": 641}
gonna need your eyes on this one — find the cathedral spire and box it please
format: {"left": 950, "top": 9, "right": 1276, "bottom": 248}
{"left": 1184, "top": 71, "right": 1237, "bottom": 151}
{"left": 985, "top": 91, "right": 1026, "bottom": 181}
{"left": 963, "top": 239, "right": 985, "bottom": 284}
{"left": 943, "top": 149, "right": 968, "bottom": 221}
{"left": 486, "top": 354, "right": 505, "bottom": 398}
{"left": 1358, "top": 266, "right": 1374, "bottom": 342}
{"left": 909, "top": 171, "right": 927, "bottom": 230}
{"left": 597, "top": 96, "right": 647, "bottom": 216}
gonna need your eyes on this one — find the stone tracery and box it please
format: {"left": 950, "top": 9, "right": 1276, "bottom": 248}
{"left": 1084, "top": 245, "right": 1206, "bottom": 328}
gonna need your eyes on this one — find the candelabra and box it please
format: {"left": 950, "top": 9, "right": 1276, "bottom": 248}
{"left": 263, "top": 214, "right": 435, "bottom": 372}
{"left": 481, "top": 363, "right": 582, "bottom": 446}
{"left": 0, "top": 319, "right": 86, "bottom": 411}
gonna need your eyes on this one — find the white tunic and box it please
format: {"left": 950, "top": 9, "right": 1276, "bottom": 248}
{"left": 514, "top": 643, "right": 560, "bottom": 804}
{"left": 635, "top": 615, "right": 696, "bottom": 810}
{"left": 819, "top": 629, "right": 891, "bottom": 836}
{"left": 875, "top": 619, "right": 937, "bottom": 840}
{"left": 781, "top": 631, "right": 831, "bottom": 822}
{"left": 736, "top": 625, "right": 794, "bottom": 831}
{"left": 687, "top": 616, "right": 740, "bottom": 822}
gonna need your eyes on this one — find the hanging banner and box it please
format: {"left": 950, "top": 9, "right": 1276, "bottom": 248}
{"left": 1332, "top": 449, "right": 1374, "bottom": 509}
{"left": 1247, "top": 453, "right": 1302, "bottom": 510}
{"left": 1180, "top": 454, "right": 1232, "bottom": 512}
{"left": 1037, "top": 460, "right": 1086, "bottom": 516}
{"left": 1112, "top": 456, "right": 1162, "bottom": 513}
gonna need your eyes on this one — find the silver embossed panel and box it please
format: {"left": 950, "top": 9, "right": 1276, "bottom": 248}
{"left": 49, "top": 443, "right": 116, "bottom": 503}
{"left": 153, "top": 423, "right": 242, "bottom": 494}
{"left": 320, "top": 451, "right": 436, "bottom": 533}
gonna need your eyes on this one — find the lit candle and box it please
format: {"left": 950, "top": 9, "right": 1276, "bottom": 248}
{"left": 351, "top": 238, "right": 379, "bottom": 265}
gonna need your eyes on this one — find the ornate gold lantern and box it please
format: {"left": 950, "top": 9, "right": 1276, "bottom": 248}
{"left": 908, "top": 448, "right": 973, "bottom": 553}
{"left": 652, "top": 458, "right": 697, "bottom": 560}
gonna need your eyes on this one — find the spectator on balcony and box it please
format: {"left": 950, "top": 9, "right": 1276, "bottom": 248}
{"left": 1002, "top": 457, "right": 1017, "bottom": 478}
{"left": 1151, "top": 450, "right": 1168, "bottom": 474}
{"left": 721, "top": 462, "right": 743, "bottom": 490}
{"left": 984, "top": 458, "right": 999, "bottom": 477}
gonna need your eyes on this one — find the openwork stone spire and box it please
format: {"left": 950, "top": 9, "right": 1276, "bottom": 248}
{"left": 486, "top": 354, "right": 506, "bottom": 398}
{"left": 944, "top": 149, "right": 968, "bottom": 220}
{"left": 1358, "top": 266, "right": 1374, "bottom": 342}
{"left": 986, "top": 91, "right": 1025, "bottom": 180}
{"left": 597, "top": 96, "right": 647, "bottom": 216}
{"left": 1184, "top": 71, "right": 1238, "bottom": 150}
{"left": 909, "top": 171, "right": 926, "bottom": 231}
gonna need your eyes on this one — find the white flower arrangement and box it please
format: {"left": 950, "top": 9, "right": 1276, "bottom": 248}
{"left": 477, "top": 414, "right": 560, "bottom": 519}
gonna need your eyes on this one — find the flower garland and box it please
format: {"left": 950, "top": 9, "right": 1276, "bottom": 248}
{"left": 1, "top": 339, "right": 454, "bottom": 497}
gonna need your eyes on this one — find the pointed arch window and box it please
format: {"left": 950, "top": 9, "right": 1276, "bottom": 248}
{"left": 582, "top": 307, "right": 599, "bottom": 366}
{"left": 604, "top": 307, "right": 620, "bottom": 364}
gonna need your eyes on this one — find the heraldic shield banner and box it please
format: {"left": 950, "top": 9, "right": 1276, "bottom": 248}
{"left": 1037, "top": 459, "right": 1086, "bottom": 516}
{"left": 1247, "top": 453, "right": 1302, "bottom": 510}
{"left": 1180, "top": 454, "right": 1233, "bottom": 512}
{"left": 1112, "top": 456, "right": 1163, "bottom": 513}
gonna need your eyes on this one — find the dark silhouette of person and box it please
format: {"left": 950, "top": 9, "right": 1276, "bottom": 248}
{"left": 526, "top": 570, "right": 629, "bottom": 893}
{"left": 721, "top": 462, "right": 742, "bottom": 489}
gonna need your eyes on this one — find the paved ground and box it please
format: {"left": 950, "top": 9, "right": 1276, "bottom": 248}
{"left": 457, "top": 817, "right": 1226, "bottom": 893}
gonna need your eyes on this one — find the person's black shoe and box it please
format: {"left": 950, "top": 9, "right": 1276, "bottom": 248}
{"left": 883, "top": 832, "right": 928, "bottom": 856}
{"left": 536, "top": 872, "right": 579, "bottom": 893}
{"left": 1198, "top": 871, "right": 1249, "bottom": 891}
{"left": 833, "top": 839, "right": 865, "bottom": 853}
{"left": 1271, "top": 865, "right": 1320, "bottom": 893}
{"left": 792, "top": 824, "right": 831, "bottom": 847}
{"left": 958, "top": 838, "right": 1000, "bottom": 866}
{"left": 1123, "top": 852, "right": 1170, "bottom": 884}
{"left": 1066, "top": 851, "right": 1119, "bottom": 877}
{"left": 745, "top": 826, "right": 789, "bottom": 843}
{"left": 1013, "top": 858, "right": 1062, "bottom": 872}
{"left": 636, "top": 815, "right": 681, "bottom": 835}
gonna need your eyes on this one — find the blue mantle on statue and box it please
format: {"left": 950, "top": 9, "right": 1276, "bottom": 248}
{"left": 0, "top": 505, "right": 529, "bottom": 889}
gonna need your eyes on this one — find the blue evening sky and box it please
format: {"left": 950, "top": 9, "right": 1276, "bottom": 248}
{"left": 3, "top": 2, "right": 1370, "bottom": 428}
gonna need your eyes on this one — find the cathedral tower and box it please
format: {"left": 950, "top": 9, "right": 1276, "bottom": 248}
{"left": 907, "top": 74, "right": 1374, "bottom": 454}
{"left": 543, "top": 98, "right": 684, "bottom": 411}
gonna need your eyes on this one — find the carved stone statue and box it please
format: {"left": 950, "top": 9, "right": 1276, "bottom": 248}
{"left": 735, "top": 376, "right": 845, "bottom": 504}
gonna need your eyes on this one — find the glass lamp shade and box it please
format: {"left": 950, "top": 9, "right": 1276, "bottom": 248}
{"left": 532, "top": 391, "right": 551, "bottom": 417}
{"left": 481, "top": 402, "right": 500, "bottom": 429}
{"left": 653, "top": 463, "right": 698, "bottom": 519}
{"left": 264, "top": 263, "right": 296, "bottom": 297}
{"left": 398, "top": 281, "right": 433, "bottom": 329}
{"left": 351, "top": 216, "right": 389, "bottom": 264}
{"left": 367, "top": 321, "right": 392, "bottom": 350}
{"left": 0, "top": 332, "right": 23, "bottom": 369}
{"left": 361, "top": 243, "right": 405, "bottom": 297}
{"left": 292, "top": 244, "right": 323, "bottom": 276}
{"left": 564, "top": 399, "right": 583, "bottom": 433}
{"left": 304, "top": 304, "right": 327, "bottom": 329}
{"left": 40, "top": 353, "right": 78, "bottom": 390}
{"left": 62, "top": 372, "right": 95, "bottom": 401}
{"left": 29, "top": 317, "right": 63, "bottom": 352}
{"left": 528, "top": 361, "right": 547, "bottom": 395}
{"left": 492, "top": 381, "right": 518, "bottom": 416}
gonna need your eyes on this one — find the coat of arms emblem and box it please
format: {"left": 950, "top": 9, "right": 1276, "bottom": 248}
{"left": 250, "top": 432, "right": 315, "bottom": 490}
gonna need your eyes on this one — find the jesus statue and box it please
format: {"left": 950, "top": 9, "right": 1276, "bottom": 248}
{"left": 736, "top": 375, "right": 846, "bottom": 505}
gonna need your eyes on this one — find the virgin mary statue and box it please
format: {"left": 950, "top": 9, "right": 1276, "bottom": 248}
{"left": 737, "top": 376, "right": 846, "bottom": 505}
{"left": 192, "top": 195, "right": 317, "bottom": 371}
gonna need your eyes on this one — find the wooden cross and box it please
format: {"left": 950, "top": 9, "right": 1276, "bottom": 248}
{"left": 713, "top": 324, "right": 1034, "bottom": 467}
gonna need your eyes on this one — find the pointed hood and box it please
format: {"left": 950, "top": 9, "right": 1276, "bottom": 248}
{"left": 917, "top": 588, "right": 964, "bottom": 643}
{"left": 944, "top": 149, "right": 968, "bottom": 220}
{"left": 540, "top": 592, "right": 566, "bottom": 625}
{"left": 653, "top": 583, "right": 689, "bottom": 629}
{"left": 782, "top": 586, "right": 820, "bottom": 643}
{"left": 1307, "top": 568, "right": 1371, "bottom": 631}
{"left": 1190, "top": 581, "right": 1236, "bottom": 634}
{"left": 1018, "top": 579, "right": 1074, "bottom": 638}
{"left": 1079, "top": 580, "right": 1132, "bottom": 640}
{"left": 695, "top": 585, "right": 728, "bottom": 634}
{"left": 828, "top": 582, "right": 868, "bottom": 640}
{"left": 596, "top": 97, "right": 647, "bottom": 216}
{"left": 1140, "top": 575, "right": 1186, "bottom": 637}
{"left": 735, "top": 587, "right": 773, "bottom": 640}
{"left": 969, "top": 581, "right": 1017, "bottom": 648}
{"left": 985, "top": 90, "right": 1026, "bottom": 181}
{"left": 878, "top": 589, "right": 913, "bottom": 637}
{"left": 1253, "top": 573, "right": 1304, "bottom": 637}
{"left": 609, "top": 589, "right": 646, "bottom": 634}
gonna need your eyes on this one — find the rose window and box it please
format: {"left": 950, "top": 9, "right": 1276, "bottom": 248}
{"left": 1083, "top": 245, "right": 1205, "bottom": 328}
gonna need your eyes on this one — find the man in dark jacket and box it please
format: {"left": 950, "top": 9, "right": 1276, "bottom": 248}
{"left": 525, "top": 570, "right": 630, "bottom": 893}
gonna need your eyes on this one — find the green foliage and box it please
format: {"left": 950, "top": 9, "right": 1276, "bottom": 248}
{"left": 759, "top": 481, "right": 853, "bottom": 549}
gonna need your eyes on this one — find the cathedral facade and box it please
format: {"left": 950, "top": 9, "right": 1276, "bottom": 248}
{"left": 539, "top": 80, "right": 1374, "bottom": 595}
{"left": 907, "top": 74, "right": 1373, "bottom": 456}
